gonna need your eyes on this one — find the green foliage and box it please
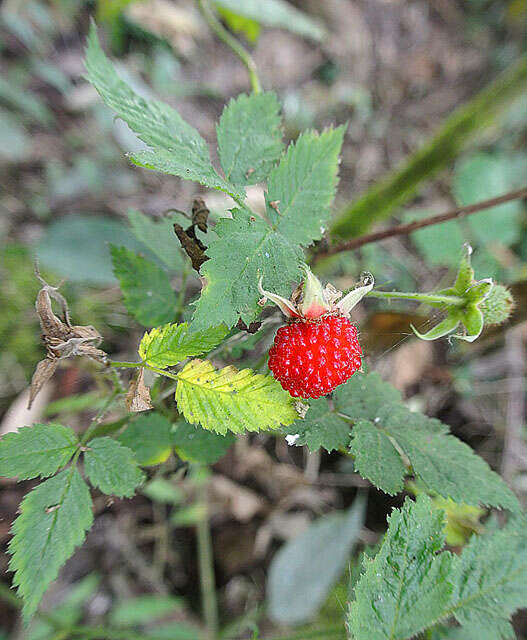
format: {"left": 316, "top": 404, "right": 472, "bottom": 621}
{"left": 348, "top": 496, "right": 455, "bottom": 640}
{"left": 172, "top": 420, "right": 235, "bottom": 464}
{"left": 175, "top": 359, "right": 297, "bottom": 434}
{"left": 286, "top": 398, "right": 350, "bottom": 453}
{"left": 348, "top": 496, "right": 527, "bottom": 640}
{"left": 85, "top": 24, "right": 244, "bottom": 201}
{"left": 109, "top": 595, "right": 183, "bottom": 627}
{"left": 334, "top": 372, "right": 403, "bottom": 421}
{"left": 215, "top": 0, "right": 326, "bottom": 41}
{"left": 217, "top": 92, "right": 284, "bottom": 185}
{"left": 0, "top": 424, "right": 78, "bottom": 480}
{"left": 84, "top": 437, "right": 145, "bottom": 497}
{"left": 192, "top": 127, "right": 345, "bottom": 329}
{"left": 127, "top": 210, "right": 186, "bottom": 272}
{"left": 111, "top": 245, "right": 176, "bottom": 327}
{"left": 139, "top": 322, "right": 228, "bottom": 368}
{"left": 9, "top": 467, "right": 94, "bottom": 621}
{"left": 268, "top": 494, "right": 366, "bottom": 625}
{"left": 118, "top": 413, "right": 173, "bottom": 466}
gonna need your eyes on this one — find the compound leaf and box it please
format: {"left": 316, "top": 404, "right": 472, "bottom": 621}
{"left": 348, "top": 496, "right": 455, "bottom": 640}
{"left": 111, "top": 245, "right": 176, "bottom": 327}
{"left": 84, "top": 437, "right": 145, "bottom": 497}
{"left": 175, "top": 359, "right": 297, "bottom": 434}
{"left": 127, "top": 210, "right": 186, "bottom": 271}
{"left": 192, "top": 127, "right": 345, "bottom": 330}
{"left": 118, "top": 413, "right": 173, "bottom": 466}
{"left": 139, "top": 322, "right": 228, "bottom": 368}
{"left": 217, "top": 92, "right": 284, "bottom": 185}
{"left": 0, "top": 424, "right": 78, "bottom": 480}
{"left": 286, "top": 397, "right": 350, "bottom": 453}
{"left": 85, "top": 24, "right": 244, "bottom": 201}
{"left": 333, "top": 372, "right": 402, "bottom": 421}
{"left": 9, "top": 468, "right": 94, "bottom": 621}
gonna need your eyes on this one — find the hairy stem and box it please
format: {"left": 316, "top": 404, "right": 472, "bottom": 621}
{"left": 367, "top": 290, "right": 465, "bottom": 307}
{"left": 197, "top": 0, "right": 262, "bottom": 94}
{"left": 197, "top": 477, "right": 219, "bottom": 640}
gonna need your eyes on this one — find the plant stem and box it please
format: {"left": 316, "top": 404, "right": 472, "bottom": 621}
{"left": 331, "top": 53, "right": 527, "bottom": 239}
{"left": 197, "top": 0, "right": 262, "bottom": 94}
{"left": 109, "top": 360, "right": 141, "bottom": 368}
{"left": 263, "top": 625, "right": 347, "bottom": 640}
{"left": 319, "top": 186, "right": 527, "bottom": 258}
{"left": 367, "top": 290, "right": 465, "bottom": 307}
{"left": 196, "top": 476, "right": 219, "bottom": 640}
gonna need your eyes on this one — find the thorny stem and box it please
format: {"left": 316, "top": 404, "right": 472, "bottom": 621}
{"left": 367, "top": 290, "right": 465, "bottom": 307}
{"left": 196, "top": 0, "right": 262, "bottom": 94}
{"left": 197, "top": 474, "right": 219, "bottom": 640}
{"left": 320, "top": 186, "right": 527, "bottom": 258}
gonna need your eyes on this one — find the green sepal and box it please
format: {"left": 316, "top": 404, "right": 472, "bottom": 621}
{"left": 453, "top": 244, "right": 475, "bottom": 295}
{"left": 453, "top": 305, "right": 484, "bottom": 343}
{"left": 465, "top": 279, "right": 493, "bottom": 304}
{"left": 411, "top": 312, "right": 461, "bottom": 341}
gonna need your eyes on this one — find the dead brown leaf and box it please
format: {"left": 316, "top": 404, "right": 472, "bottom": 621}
{"left": 126, "top": 368, "right": 153, "bottom": 413}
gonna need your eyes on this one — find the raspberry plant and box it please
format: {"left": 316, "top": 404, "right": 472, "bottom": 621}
{"left": 1, "top": 16, "right": 526, "bottom": 640}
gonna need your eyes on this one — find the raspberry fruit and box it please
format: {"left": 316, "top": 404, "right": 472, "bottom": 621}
{"left": 268, "top": 315, "right": 362, "bottom": 398}
{"left": 258, "top": 266, "right": 373, "bottom": 399}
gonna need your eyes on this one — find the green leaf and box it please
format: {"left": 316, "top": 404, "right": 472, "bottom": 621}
{"left": 266, "top": 127, "right": 345, "bottom": 246}
{"left": 449, "top": 517, "right": 527, "bottom": 639}
{"left": 139, "top": 322, "right": 228, "bottom": 368}
{"left": 192, "top": 127, "right": 345, "bottom": 330}
{"left": 118, "top": 413, "right": 173, "bottom": 466}
{"left": 217, "top": 92, "right": 284, "bottom": 185}
{"left": 143, "top": 478, "right": 183, "bottom": 504}
{"left": 9, "top": 468, "right": 94, "bottom": 621}
{"left": 172, "top": 420, "right": 235, "bottom": 464}
{"left": 110, "top": 595, "right": 183, "bottom": 627}
{"left": 286, "top": 397, "right": 350, "bottom": 453}
{"left": 111, "top": 245, "right": 176, "bottom": 327}
{"left": 215, "top": 0, "right": 326, "bottom": 41}
{"left": 268, "top": 493, "right": 366, "bottom": 625}
{"left": 333, "top": 372, "right": 403, "bottom": 421}
{"left": 84, "top": 437, "right": 145, "bottom": 497}
{"left": 0, "top": 424, "right": 78, "bottom": 480}
{"left": 454, "top": 153, "right": 523, "bottom": 246}
{"left": 84, "top": 24, "right": 244, "bottom": 201}
{"left": 348, "top": 496, "right": 455, "bottom": 640}
{"left": 371, "top": 404, "right": 519, "bottom": 510}
{"left": 192, "top": 210, "right": 302, "bottom": 329}
{"left": 175, "top": 359, "right": 297, "bottom": 434}
{"left": 127, "top": 210, "right": 185, "bottom": 271}
{"left": 349, "top": 419, "right": 406, "bottom": 495}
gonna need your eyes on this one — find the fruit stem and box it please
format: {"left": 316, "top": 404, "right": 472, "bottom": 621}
{"left": 367, "top": 290, "right": 465, "bottom": 307}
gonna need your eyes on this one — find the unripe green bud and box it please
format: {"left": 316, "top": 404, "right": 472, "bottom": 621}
{"left": 480, "top": 284, "right": 515, "bottom": 325}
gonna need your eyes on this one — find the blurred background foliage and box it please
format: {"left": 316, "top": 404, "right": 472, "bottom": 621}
{"left": 1, "top": 0, "right": 527, "bottom": 638}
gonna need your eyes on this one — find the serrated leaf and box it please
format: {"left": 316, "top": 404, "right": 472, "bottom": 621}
{"left": 8, "top": 468, "right": 94, "bottom": 621}
{"left": 172, "top": 420, "right": 235, "bottom": 464}
{"left": 286, "top": 397, "right": 350, "bottom": 452}
{"left": 192, "top": 210, "right": 302, "bottom": 329}
{"left": 111, "top": 245, "right": 176, "bottom": 327}
{"left": 217, "top": 92, "right": 284, "bottom": 185}
{"left": 215, "top": 0, "right": 326, "bottom": 41}
{"left": 361, "top": 404, "right": 518, "bottom": 510}
{"left": 139, "top": 322, "right": 228, "bottom": 368}
{"left": 118, "top": 413, "right": 173, "bottom": 466}
{"left": 85, "top": 24, "right": 244, "bottom": 201}
{"left": 348, "top": 496, "right": 455, "bottom": 640}
{"left": 192, "top": 127, "right": 345, "bottom": 330}
{"left": 175, "top": 359, "right": 297, "bottom": 434}
{"left": 266, "top": 127, "right": 345, "bottom": 245}
{"left": 0, "top": 424, "right": 78, "bottom": 480}
{"left": 349, "top": 419, "right": 406, "bottom": 495}
{"left": 448, "top": 517, "right": 527, "bottom": 639}
{"left": 333, "top": 372, "right": 403, "bottom": 421}
{"left": 127, "top": 210, "right": 186, "bottom": 271}
{"left": 268, "top": 493, "right": 366, "bottom": 625}
{"left": 84, "top": 437, "right": 145, "bottom": 497}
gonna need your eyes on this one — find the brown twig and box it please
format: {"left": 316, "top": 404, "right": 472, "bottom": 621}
{"left": 319, "top": 187, "right": 527, "bottom": 259}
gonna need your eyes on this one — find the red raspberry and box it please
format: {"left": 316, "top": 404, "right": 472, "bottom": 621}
{"left": 268, "top": 315, "right": 362, "bottom": 398}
